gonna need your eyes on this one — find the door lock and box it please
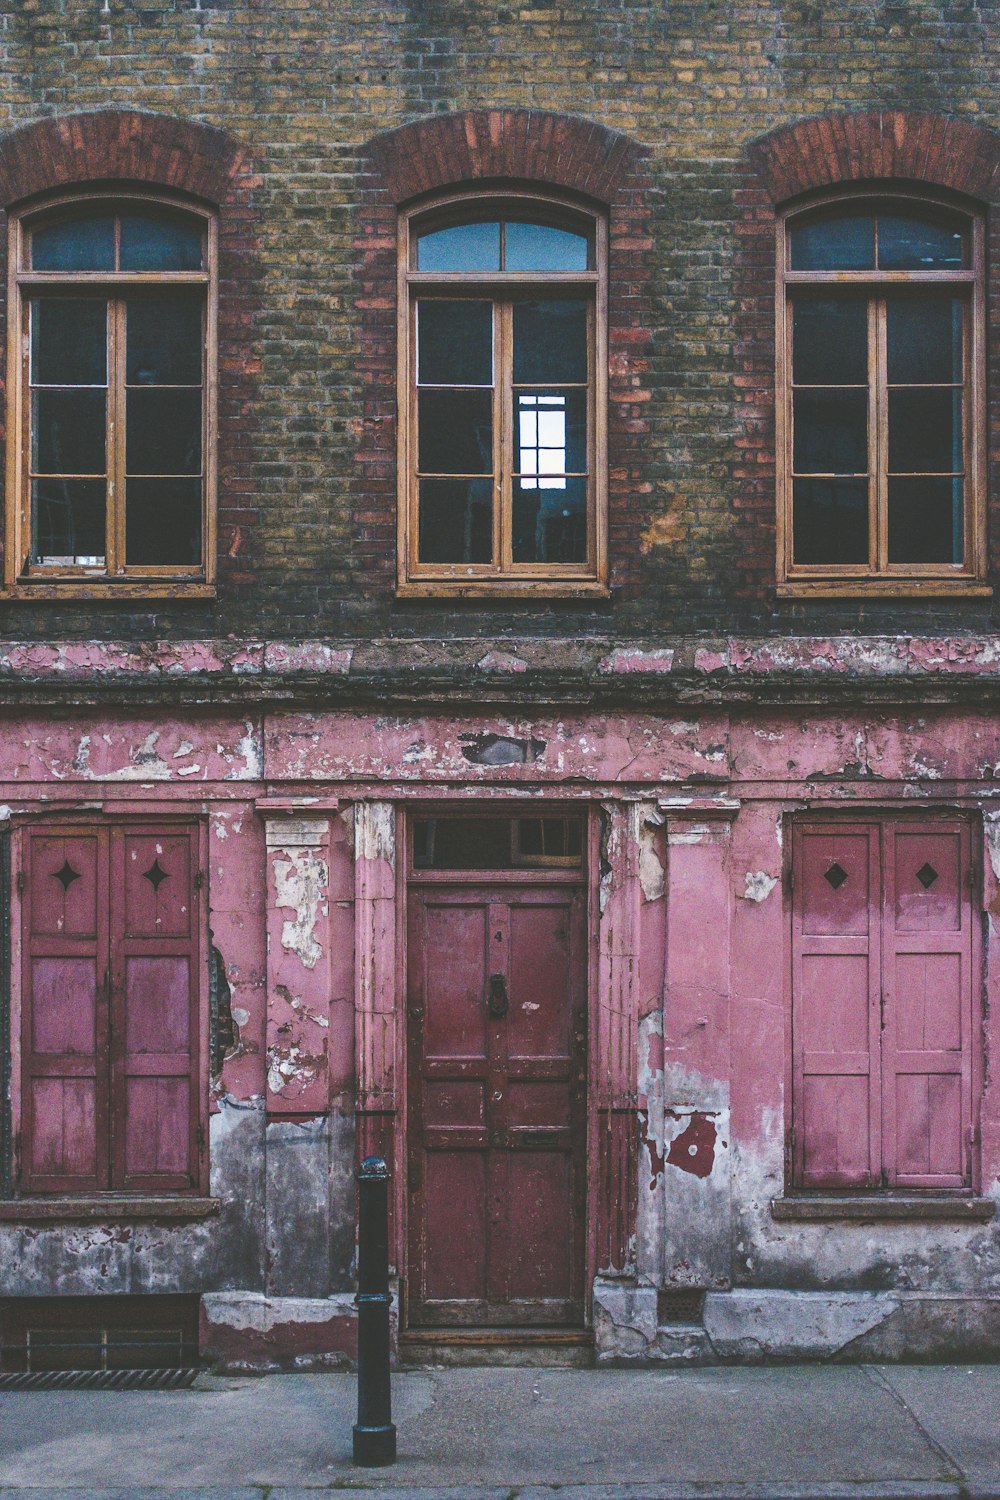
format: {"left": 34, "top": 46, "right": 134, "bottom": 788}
{"left": 487, "top": 973, "right": 509, "bottom": 1019}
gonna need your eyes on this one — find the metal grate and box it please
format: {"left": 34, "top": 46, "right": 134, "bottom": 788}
{"left": 657, "top": 1288, "right": 706, "bottom": 1326}
{"left": 0, "top": 1367, "right": 197, "bottom": 1391}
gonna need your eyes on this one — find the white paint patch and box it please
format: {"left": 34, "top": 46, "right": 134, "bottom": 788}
{"left": 231, "top": 1007, "right": 250, "bottom": 1027}
{"left": 232, "top": 722, "right": 264, "bottom": 781}
{"left": 174, "top": 741, "right": 195, "bottom": 758}
{"left": 638, "top": 804, "right": 665, "bottom": 902}
{"left": 741, "top": 871, "right": 777, "bottom": 903}
{"left": 0, "top": 806, "right": 12, "bottom": 822}
{"left": 73, "top": 735, "right": 91, "bottom": 773}
{"left": 357, "top": 801, "right": 395, "bottom": 865}
{"left": 273, "top": 850, "right": 328, "bottom": 970}
{"left": 985, "top": 811, "right": 1000, "bottom": 881}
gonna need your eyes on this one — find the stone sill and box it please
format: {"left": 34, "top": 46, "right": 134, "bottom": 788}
{"left": 0, "top": 1197, "right": 220, "bottom": 1223}
{"left": 771, "top": 1196, "right": 996, "bottom": 1223}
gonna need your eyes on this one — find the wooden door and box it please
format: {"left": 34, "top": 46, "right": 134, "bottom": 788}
{"left": 406, "top": 882, "right": 587, "bottom": 1327}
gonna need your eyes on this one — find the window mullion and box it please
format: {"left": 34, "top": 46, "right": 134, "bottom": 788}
{"left": 872, "top": 296, "right": 887, "bottom": 574}
{"left": 108, "top": 297, "right": 127, "bottom": 576}
{"left": 497, "top": 299, "right": 511, "bottom": 574}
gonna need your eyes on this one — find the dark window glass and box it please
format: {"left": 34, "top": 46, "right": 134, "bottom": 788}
{"left": 792, "top": 298, "right": 867, "bottom": 386}
{"left": 31, "top": 300, "right": 107, "bottom": 388}
{"left": 516, "top": 391, "right": 587, "bottom": 479}
{"left": 119, "top": 214, "right": 204, "bottom": 272}
{"left": 886, "top": 297, "right": 962, "bottom": 386}
{"left": 417, "top": 300, "right": 493, "bottom": 386}
{"left": 792, "top": 477, "right": 869, "bottom": 564}
{"left": 887, "top": 390, "right": 962, "bottom": 474}
{"left": 416, "top": 221, "right": 501, "bottom": 272}
{"left": 32, "top": 214, "right": 115, "bottom": 272}
{"left": 505, "top": 221, "right": 589, "bottom": 271}
{"left": 793, "top": 389, "right": 868, "bottom": 474}
{"left": 413, "top": 816, "right": 583, "bottom": 869}
{"left": 418, "top": 390, "right": 493, "bottom": 475}
{"left": 126, "top": 390, "right": 202, "bottom": 476}
{"left": 789, "top": 214, "right": 875, "bottom": 271}
{"left": 127, "top": 296, "right": 203, "bottom": 386}
{"left": 418, "top": 478, "right": 493, "bottom": 563}
{"left": 512, "top": 475, "right": 587, "bottom": 563}
{"left": 513, "top": 299, "right": 588, "bottom": 384}
{"left": 31, "top": 478, "right": 105, "bottom": 563}
{"left": 887, "top": 477, "right": 963, "bottom": 563}
{"left": 517, "top": 817, "right": 584, "bottom": 859}
{"left": 126, "top": 479, "right": 202, "bottom": 566}
{"left": 32, "top": 391, "right": 106, "bottom": 475}
{"left": 878, "top": 213, "right": 966, "bottom": 270}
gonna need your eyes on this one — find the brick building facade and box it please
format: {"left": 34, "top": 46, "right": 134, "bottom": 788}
{"left": 0, "top": 0, "right": 998, "bottom": 1367}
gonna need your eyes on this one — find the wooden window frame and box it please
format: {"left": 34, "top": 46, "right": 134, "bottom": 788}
{"left": 3, "top": 189, "right": 217, "bottom": 601}
{"left": 396, "top": 188, "right": 609, "bottom": 598}
{"left": 775, "top": 188, "right": 989, "bottom": 599}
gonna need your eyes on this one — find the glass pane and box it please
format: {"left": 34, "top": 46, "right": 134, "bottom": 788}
{"left": 31, "top": 214, "right": 115, "bottom": 271}
{"left": 888, "top": 389, "right": 962, "bottom": 473}
{"left": 127, "top": 296, "right": 203, "bottom": 386}
{"left": 126, "top": 478, "right": 202, "bottom": 566}
{"left": 32, "top": 390, "right": 106, "bottom": 474}
{"left": 888, "top": 477, "right": 963, "bottom": 564}
{"left": 878, "top": 213, "right": 967, "bottom": 270}
{"left": 413, "top": 818, "right": 515, "bottom": 869}
{"left": 505, "top": 221, "right": 589, "bottom": 271}
{"left": 31, "top": 300, "right": 107, "bottom": 386}
{"left": 31, "top": 479, "right": 105, "bottom": 564}
{"left": 789, "top": 213, "right": 875, "bottom": 271}
{"left": 119, "top": 213, "right": 204, "bottom": 271}
{"left": 886, "top": 296, "right": 962, "bottom": 386}
{"left": 418, "top": 478, "right": 493, "bottom": 563}
{"left": 517, "top": 817, "right": 583, "bottom": 859}
{"left": 416, "top": 221, "right": 501, "bottom": 272}
{"left": 417, "top": 300, "right": 493, "bottom": 385}
{"left": 418, "top": 390, "right": 492, "bottom": 474}
{"left": 513, "top": 299, "right": 588, "bottom": 384}
{"left": 516, "top": 391, "right": 587, "bottom": 478}
{"left": 792, "top": 298, "right": 867, "bottom": 386}
{"left": 126, "top": 390, "right": 202, "bottom": 475}
{"left": 792, "top": 477, "right": 869, "bottom": 564}
{"left": 793, "top": 389, "right": 867, "bottom": 473}
{"left": 512, "top": 475, "right": 587, "bottom": 563}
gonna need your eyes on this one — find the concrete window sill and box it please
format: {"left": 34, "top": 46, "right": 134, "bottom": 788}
{"left": 771, "top": 1196, "right": 996, "bottom": 1223}
{"left": 0, "top": 1197, "right": 220, "bottom": 1223}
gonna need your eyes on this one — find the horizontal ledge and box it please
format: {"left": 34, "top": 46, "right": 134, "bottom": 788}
{"left": 771, "top": 1196, "right": 996, "bottom": 1223}
{"left": 2, "top": 584, "right": 216, "bottom": 602}
{"left": 0, "top": 1197, "right": 221, "bottom": 1223}
{"left": 396, "top": 582, "right": 610, "bottom": 601}
{"left": 775, "top": 583, "right": 993, "bottom": 601}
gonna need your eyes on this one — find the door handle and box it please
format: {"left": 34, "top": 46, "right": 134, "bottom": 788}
{"left": 487, "top": 973, "right": 508, "bottom": 1019}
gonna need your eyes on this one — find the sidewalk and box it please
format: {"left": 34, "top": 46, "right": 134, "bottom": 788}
{"left": 0, "top": 1364, "right": 998, "bottom": 1500}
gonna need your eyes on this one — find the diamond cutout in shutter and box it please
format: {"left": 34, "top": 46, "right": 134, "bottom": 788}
{"left": 142, "top": 858, "right": 169, "bottom": 893}
{"left": 53, "top": 860, "right": 81, "bottom": 891}
{"left": 824, "top": 862, "right": 848, "bottom": 890}
{"left": 916, "top": 862, "right": 938, "bottom": 890}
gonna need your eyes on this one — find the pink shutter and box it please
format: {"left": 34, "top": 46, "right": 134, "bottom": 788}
{"left": 882, "top": 821, "right": 974, "bottom": 1189}
{"left": 792, "top": 824, "right": 880, "bottom": 1188}
{"left": 22, "top": 830, "right": 110, "bottom": 1193}
{"left": 110, "top": 826, "right": 201, "bottom": 1192}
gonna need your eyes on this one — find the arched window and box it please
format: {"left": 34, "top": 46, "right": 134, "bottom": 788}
{"left": 397, "top": 191, "right": 607, "bottom": 595}
{"left": 5, "top": 192, "right": 216, "bottom": 596}
{"left": 776, "top": 191, "right": 986, "bottom": 595}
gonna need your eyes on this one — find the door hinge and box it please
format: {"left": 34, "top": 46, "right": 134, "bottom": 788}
{"left": 14, "top": 871, "right": 24, "bottom": 896}
{"left": 197, "top": 1122, "right": 206, "bottom": 1155}
{"left": 194, "top": 870, "right": 205, "bottom": 891}
{"left": 784, "top": 1125, "right": 796, "bottom": 1176}
{"left": 879, "top": 990, "right": 886, "bottom": 1030}
{"left": 785, "top": 865, "right": 794, "bottom": 895}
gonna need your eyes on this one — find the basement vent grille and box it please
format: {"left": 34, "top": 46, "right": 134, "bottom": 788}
{"left": 657, "top": 1288, "right": 706, "bottom": 1326}
{"left": 0, "top": 1367, "right": 198, "bottom": 1391}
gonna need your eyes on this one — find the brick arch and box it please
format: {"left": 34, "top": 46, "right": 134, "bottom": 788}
{"left": 0, "top": 109, "right": 246, "bottom": 207}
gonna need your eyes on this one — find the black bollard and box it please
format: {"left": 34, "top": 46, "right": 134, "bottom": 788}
{"left": 352, "top": 1155, "right": 397, "bottom": 1467}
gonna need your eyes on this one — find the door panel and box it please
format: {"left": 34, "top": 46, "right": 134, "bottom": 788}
{"left": 407, "top": 881, "right": 586, "bottom": 1328}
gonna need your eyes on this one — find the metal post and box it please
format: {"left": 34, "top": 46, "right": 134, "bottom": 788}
{"left": 352, "top": 1155, "right": 396, "bottom": 1467}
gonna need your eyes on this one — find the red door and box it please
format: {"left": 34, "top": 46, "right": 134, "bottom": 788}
{"left": 406, "top": 882, "right": 587, "bottom": 1326}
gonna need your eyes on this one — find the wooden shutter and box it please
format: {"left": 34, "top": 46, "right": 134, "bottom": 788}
{"left": 881, "top": 820, "right": 975, "bottom": 1189}
{"left": 22, "top": 830, "right": 110, "bottom": 1193}
{"left": 792, "top": 824, "right": 880, "bottom": 1187}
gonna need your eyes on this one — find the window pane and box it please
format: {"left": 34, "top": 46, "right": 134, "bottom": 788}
{"left": 886, "top": 297, "right": 962, "bottom": 386}
{"left": 789, "top": 213, "right": 875, "bottom": 271}
{"left": 417, "top": 300, "right": 493, "bottom": 385}
{"left": 127, "top": 296, "right": 203, "bottom": 386}
{"left": 513, "top": 299, "right": 588, "bottom": 384}
{"left": 793, "top": 389, "right": 867, "bottom": 473}
{"left": 32, "top": 390, "right": 106, "bottom": 474}
{"left": 792, "top": 477, "right": 869, "bottom": 564}
{"left": 31, "top": 300, "right": 107, "bottom": 387}
{"left": 126, "top": 478, "right": 202, "bottom": 566}
{"left": 31, "top": 479, "right": 105, "bottom": 564}
{"left": 888, "top": 390, "right": 962, "bottom": 473}
{"left": 888, "top": 477, "right": 963, "bottom": 564}
{"left": 418, "top": 478, "right": 493, "bottom": 563}
{"left": 512, "top": 475, "right": 587, "bottom": 563}
{"left": 516, "top": 391, "right": 587, "bottom": 477}
{"left": 119, "top": 213, "right": 204, "bottom": 271}
{"left": 878, "top": 213, "right": 967, "bottom": 270}
{"left": 418, "top": 390, "right": 493, "bottom": 474}
{"left": 126, "top": 390, "right": 202, "bottom": 475}
{"left": 505, "top": 221, "right": 589, "bottom": 271}
{"left": 792, "top": 298, "right": 867, "bottom": 386}
{"left": 413, "top": 817, "right": 514, "bottom": 869}
{"left": 416, "top": 222, "right": 501, "bottom": 272}
{"left": 31, "top": 214, "right": 115, "bottom": 271}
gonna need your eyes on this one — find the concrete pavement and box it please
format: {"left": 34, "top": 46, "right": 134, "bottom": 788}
{"left": 0, "top": 1364, "right": 997, "bottom": 1499}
